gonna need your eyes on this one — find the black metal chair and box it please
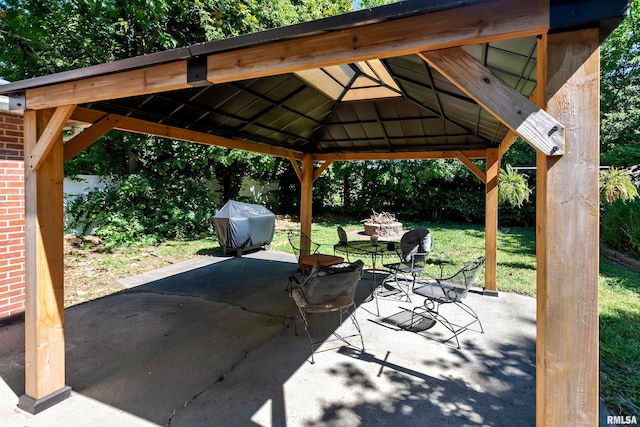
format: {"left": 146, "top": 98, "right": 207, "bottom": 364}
{"left": 287, "top": 229, "right": 344, "bottom": 273}
{"left": 379, "top": 228, "right": 433, "bottom": 302}
{"left": 288, "top": 260, "right": 365, "bottom": 364}
{"left": 411, "top": 256, "right": 486, "bottom": 348}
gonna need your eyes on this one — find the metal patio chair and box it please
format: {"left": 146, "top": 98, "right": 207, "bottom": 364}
{"left": 379, "top": 228, "right": 433, "bottom": 302}
{"left": 411, "top": 256, "right": 486, "bottom": 348}
{"left": 288, "top": 260, "right": 365, "bottom": 364}
{"left": 288, "top": 229, "right": 344, "bottom": 273}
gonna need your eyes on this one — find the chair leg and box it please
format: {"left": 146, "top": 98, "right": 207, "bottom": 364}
{"left": 297, "top": 304, "right": 365, "bottom": 364}
{"left": 411, "top": 300, "right": 482, "bottom": 349}
{"left": 455, "top": 301, "right": 484, "bottom": 334}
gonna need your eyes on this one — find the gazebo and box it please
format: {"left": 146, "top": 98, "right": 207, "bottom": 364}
{"left": 0, "top": 0, "right": 630, "bottom": 424}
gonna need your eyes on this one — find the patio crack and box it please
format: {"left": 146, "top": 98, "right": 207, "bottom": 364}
{"left": 123, "top": 288, "right": 294, "bottom": 322}
{"left": 164, "top": 325, "right": 292, "bottom": 427}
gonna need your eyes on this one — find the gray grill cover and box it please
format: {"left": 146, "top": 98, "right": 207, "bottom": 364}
{"left": 213, "top": 200, "right": 275, "bottom": 249}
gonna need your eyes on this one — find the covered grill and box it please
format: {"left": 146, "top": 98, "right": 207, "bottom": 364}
{"left": 213, "top": 200, "right": 275, "bottom": 256}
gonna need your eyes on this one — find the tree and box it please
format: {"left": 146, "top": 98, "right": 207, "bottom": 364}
{"left": 600, "top": 1, "right": 640, "bottom": 167}
{"left": 1, "top": 0, "right": 358, "bottom": 243}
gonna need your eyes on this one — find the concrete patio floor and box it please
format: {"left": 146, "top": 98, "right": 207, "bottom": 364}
{"left": 0, "top": 250, "right": 608, "bottom": 426}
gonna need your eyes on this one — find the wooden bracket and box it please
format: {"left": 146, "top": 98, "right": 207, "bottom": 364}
{"left": 289, "top": 155, "right": 303, "bottom": 183}
{"left": 64, "top": 114, "right": 116, "bottom": 161}
{"left": 455, "top": 151, "right": 486, "bottom": 183}
{"left": 420, "top": 47, "right": 564, "bottom": 156}
{"left": 312, "top": 160, "right": 333, "bottom": 182}
{"left": 29, "top": 105, "right": 76, "bottom": 170}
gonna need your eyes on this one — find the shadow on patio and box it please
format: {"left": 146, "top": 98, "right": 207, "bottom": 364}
{"left": 0, "top": 250, "right": 536, "bottom": 426}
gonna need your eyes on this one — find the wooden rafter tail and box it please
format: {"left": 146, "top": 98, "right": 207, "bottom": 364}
{"left": 419, "top": 47, "right": 564, "bottom": 157}
{"left": 29, "top": 105, "right": 76, "bottom": 170}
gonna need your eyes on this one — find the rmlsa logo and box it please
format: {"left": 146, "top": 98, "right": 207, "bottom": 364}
{"left": 608, "top": 415, "right": 638, "bottom": 425}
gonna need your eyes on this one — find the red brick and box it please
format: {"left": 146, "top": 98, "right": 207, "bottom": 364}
{"left": 0, "top": 168, "right": 24, "bottom": 175}
{"left": 8, "top": 269, "right": 24, "bottom": 278}
{"left": 0, "top": 123, "right": 20, "bottom": 131}
{"left": 2, "top": 289, "right": 23, "bottom": 299}
{"left": 0, "top": 285, "right": 8, "bottom": 293}
{"left": 9, "top": 280, "right": 25, "bottom": 288}
{"left": 3, "top": 143, "right": 23, "bottom": 151}
{"left": 0, "top": 265, "right": 20, "bottom": 274}
{"left": 0, "top": 226, "right": 22, "bottom": 234}
{"left": 0, "top": 114, "right": 23, "bottom": 124}
{"left": 0, "top": 301, "right": 25, "bottom": 314}
{"left": 0, "top": 236, "right": 23, "bottom": 245}
{"left": 10, "top": 293, "right": 24, "bottom": 303}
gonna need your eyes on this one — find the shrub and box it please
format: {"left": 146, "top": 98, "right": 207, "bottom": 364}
{"left": 67, "top": 174, "right": 219, "bottom": 247}
{"left": 600, "top": 167, "right": 639, "bottom": 204}
{"left": 602, "top": 198, "right": 640, "bottom": 258}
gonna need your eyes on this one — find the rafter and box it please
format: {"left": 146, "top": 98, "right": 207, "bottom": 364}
{"left": 314, "top": 149, "right": 486, "bottom": 162}
{"left": 70, "top": 107, "right": 302, "bottom": 160}
{"left": 420, "top": 47, "right": 564, "bottom": 156}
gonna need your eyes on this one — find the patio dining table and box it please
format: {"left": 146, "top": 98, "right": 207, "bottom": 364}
{"left": 334, "top": 239, "right": 400, "bottom": 295}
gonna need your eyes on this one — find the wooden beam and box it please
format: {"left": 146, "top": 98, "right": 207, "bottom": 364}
{"left": 64, "top": 113, "right": 115, "bottom": 162}
{"left": 537, "top": 28, "right": 600, "bottom": 426}
{"left": 312, "top": 160, "right": 333, "bottom": 182}
{"left": 207, "top": 0, "right": 548, "bottom": 84}
{"left": 420, "top": 47, "right": 565, "bottom": 156}
{"left": 455, "top": 151, "right": 486, "bottom": 183}
{"left": 20, "top": 109, "right": 71, "bottom": 413}
{"left": 484, "top": 147, "right": 499, "bottom": 295}
{"left": 29, "top": 105, "right": 76, "bottom": 170}
{"left": 535, "top": 33, "right": 548, "bottom": 109}
{"left": 26, "top": 62, "right": 191, "bottom": 110}
{"left": 314, "top": 150, "right": 487, "bottom": 162}
{"left": 289, "top": 155, "right": 303, "bottom": 182}
{"left": 498, "top": 131, "right": 518, "bottom": 158}
{"left": 299, "top": 154, "right": 314, "bottom": 256}
{"left": 70, "top": 107, "right": 301, "bottom": 160}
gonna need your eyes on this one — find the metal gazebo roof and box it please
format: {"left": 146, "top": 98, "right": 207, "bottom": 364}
{"left": 0, "top": 0, "right": 628, "bottom": 159}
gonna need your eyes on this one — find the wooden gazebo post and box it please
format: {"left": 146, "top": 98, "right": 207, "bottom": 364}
{"left": 536, "top": 28, "right": 600, "bottom": 425}
{"left": 19, "top": 106, "right": 75, "bottom": 413}
{"left": 484, "top": 147, "right": 500, "bottom": 296}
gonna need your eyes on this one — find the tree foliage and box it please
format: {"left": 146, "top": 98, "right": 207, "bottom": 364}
{"left": 600, "top": 0, "right": 640, "bottom": 167}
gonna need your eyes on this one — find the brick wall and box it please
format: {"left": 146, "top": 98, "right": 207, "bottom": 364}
{"left": 0, "top": 111, "right": 25, "bottom": 320}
